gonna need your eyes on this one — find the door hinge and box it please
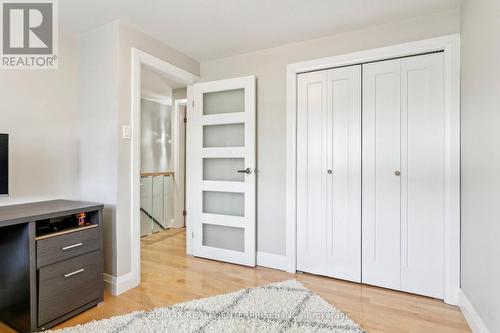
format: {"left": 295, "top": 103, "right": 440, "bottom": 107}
{"left": 183, "top": 117, "right": 187, "bottom": 123}
{"left": 192, "top": 100, "right": 195, "bottom": 107}
{"left": 183, "top": 210, "right": 187, "bottom": 216}
{"left": 191, "top": 232, "right": 194, "bottom": 239}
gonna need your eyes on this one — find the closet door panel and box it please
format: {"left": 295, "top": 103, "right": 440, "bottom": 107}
{"left": 297, "top": 71, "right": 328, "bottom": 274}
{"left": 400, "top": 53, "right": 445, "bottom": 298}
{"left": 326, "top": 66, "right": 361, "bottom": 282}
{"left": 297, "top": 66, "right": 361, "bottom": 281}
{"left": 362, "top": 60, "right": 402, "bottom": 290}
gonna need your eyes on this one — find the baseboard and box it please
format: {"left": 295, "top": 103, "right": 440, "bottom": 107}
{"left": 458, "top": 289, "right": 490, "bottom": 333}
{"left": 104, "top": 254, "right": 288, "bottom": 295}
{"left": 256, "top": 252, "right": 288, "bottom": 271}
{"left": 103, "top": 272, "right": 138, "bottom": 296}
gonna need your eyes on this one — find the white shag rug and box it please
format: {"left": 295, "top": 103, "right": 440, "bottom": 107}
{"left": 51, "top": 280, "right": 365, "bottom": 333}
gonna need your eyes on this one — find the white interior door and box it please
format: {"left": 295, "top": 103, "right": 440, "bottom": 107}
{"left": 362, "top": 53, "right": 445, "bottom": 298}
{"left": 186, "top": 76, "right": 256, "bottom": 266}
{"left": 297, "top": 65, "right": 361, "bottom": 282}
{"left": 400, "top": 53, "right": 444, "bottom": 298}
{"left": 362, "top": 59, "right": 402, "bottom": 290}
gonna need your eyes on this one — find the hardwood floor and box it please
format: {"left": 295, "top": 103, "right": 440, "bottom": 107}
{"left": 0, "top": 228, "right": 470, "bottom": 332}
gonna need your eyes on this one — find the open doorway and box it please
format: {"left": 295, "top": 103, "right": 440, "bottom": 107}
{"left": 131, "top": 49, "right": 256, "bottom": 288}
{"left": 139, "top": 67, "right": 189, "bottom": 282}
{"left": 139, "top": 67, "right": 186, "bottom": 237}
{"left": 130, "top": 49, "right": 199, "bottom": 288}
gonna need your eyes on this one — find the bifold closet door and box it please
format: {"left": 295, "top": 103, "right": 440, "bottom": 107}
{"left": 362, "top": 53, "right": 445, "bottom": 298}
{"left": 362, "top": 59, "right": 402, "bottom": 290}
{"left": 297, "top": 66, "right": 361, "bottom": 282}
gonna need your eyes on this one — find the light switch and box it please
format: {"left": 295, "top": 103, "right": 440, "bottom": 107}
{"left": 122, "top": 125, "right": 131, "bottom": 140}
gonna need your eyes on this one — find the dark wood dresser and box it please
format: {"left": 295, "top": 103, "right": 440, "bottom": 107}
{"left": 0, "top": 200, "right": 104, "bottom": 332}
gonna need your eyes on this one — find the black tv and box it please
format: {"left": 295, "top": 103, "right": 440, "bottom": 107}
{"left": 0, "top": 134, "right": 8, "bottom": 196}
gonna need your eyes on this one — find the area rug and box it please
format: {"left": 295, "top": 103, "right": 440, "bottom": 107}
{"left": 51, "top": 280, "right": 365, "bottom": 332}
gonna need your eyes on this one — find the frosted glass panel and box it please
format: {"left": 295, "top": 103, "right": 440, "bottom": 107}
{"left": 203, "top": 191, "right": 244, "bottom": 217}
{"left": 203, "top": 88, "right": 244, "bottom": 115}
{"left": 203, "top": 123, "right": 244, "bottom": 148}
{"left": 152, "top": 176, "right": 164, "bottom": 233}
{"left": 140, "top": 177, "right": 153, "bottom": 237}
{"left": 141, "top": 175, "right": 174, "bottom": 235}
{"left": 163, "top": 175, "right": 174, "bottom": 228}
{"left": 203, "top": 158, "right": 245, "bottom": 182}
{"left": 203, "top": 224, "right": 244, "bottom": 252}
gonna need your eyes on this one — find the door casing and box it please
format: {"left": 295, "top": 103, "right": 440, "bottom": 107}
{"left": 129, "top": 48, "right": 200, "bottom": 295}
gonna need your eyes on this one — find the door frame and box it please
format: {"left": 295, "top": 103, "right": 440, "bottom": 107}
{"left": 131, "top": 48, "right": 199, "bottom": 289}
{"left": 172, "top": 99, "right": 188, "bottom": 230}
{"left": 286, "top": 34, "right": 461, "bottom": 305}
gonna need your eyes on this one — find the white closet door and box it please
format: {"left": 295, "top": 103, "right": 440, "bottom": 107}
{"left": 326, "top": 66, "right": 361, "bottom": 281}
{"left": 297, "top": 66, "right": 361, "bottom": 282}
{"left": 297, "top": 71, "right": 328, "bottom": 274}
{"left": 362, "top": 59, "right": 402, "bottom": 290}
{"left": 362, "top": 53, "right": 445, "bottom": 298}
{"left": 400, "top": 53, "right": 444, "bottom": 298}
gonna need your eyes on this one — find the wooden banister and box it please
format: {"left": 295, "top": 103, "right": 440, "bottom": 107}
{"left": 140, "top": 171, "right": 174, "bottom": 177}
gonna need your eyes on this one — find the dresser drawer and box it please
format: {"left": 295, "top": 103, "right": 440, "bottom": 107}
{"left": 38, "top": 251, "right": 102, "bottom": 326}
{"left": 37, "top": 227, "right": 100, "bottom": 268}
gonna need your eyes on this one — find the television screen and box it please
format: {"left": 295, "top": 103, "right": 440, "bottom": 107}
{"left": 0, "top": 134, "right": 8, "bottom": 196}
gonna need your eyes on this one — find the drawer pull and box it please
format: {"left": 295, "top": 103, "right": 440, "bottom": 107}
{"left": 62, "top": 243, "right": 83, "bottom": 251}
{"left": 64, "top": 268, "right": 85, "bottom": 278}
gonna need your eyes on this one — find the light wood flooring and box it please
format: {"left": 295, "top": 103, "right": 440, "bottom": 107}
{"left": 0, "top": 228, "right": 470, "bottom": 333}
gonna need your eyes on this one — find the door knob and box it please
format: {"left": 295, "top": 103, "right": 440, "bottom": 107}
{"left": 327, "top": 169, "right": 333, "bottom": 175}
{"left": 394, "top": 170, "right": 401, "bottom": 176}
{"left": 237, "top": 168, "right": 253, "bottom": 174}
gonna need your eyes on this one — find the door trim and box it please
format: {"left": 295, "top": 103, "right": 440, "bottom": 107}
{"left": 130, "top": 48, "right": 199, "bottom": 293}
{"left": 286, "top": 34, "right": 461, "bottom": 305}
{"left": 173, "top": 99, "right": 188, "bottom": 230}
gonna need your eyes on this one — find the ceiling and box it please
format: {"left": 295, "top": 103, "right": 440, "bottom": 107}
{"left": 60, "top": 0, "right": 461, "bottom": 62}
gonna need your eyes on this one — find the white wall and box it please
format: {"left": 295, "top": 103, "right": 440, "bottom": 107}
{"left": 0, "top": 34, "right": 79, "bottom": 206}
{"left": 0, "top": 22, "right": 121, "bottom": 278}
{"left": 140, "top": 69, "right": 174, "bottom": 174}
{"left": 140, "top": 99, "right": 172, "bottom": 173}
{"left": 141, "top": 67, "right": 173, "bottom": 104}
{"left": 200, "top": 8, "right": 461, "bottom": 255}
{"left": 77, "top": 22, "right": 120, "bottom": 276}
{"left": 460, "top": 0, "right": 500, "bottom": 331}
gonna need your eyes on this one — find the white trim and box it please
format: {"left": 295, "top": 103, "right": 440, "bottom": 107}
{"left": 286, "top": 34, "right": 461, "bottom": 305}
{"left": 186, "top": 86, "right": 194, "bottom": 256}
{"left": 130, "top": 48, "right": 199, "bottom": 293}
{"left": 257, "top": 252, "right": 288, "bottom": 271}
{"left": 173, "top": 99, "right": 188, "bottom": 231}
{"left": 459, "top": 289, "right": 490, "bottom": 333}
{"left": 173, "top": 98, "right": 188, "bottom": 182}
{"left": 103, "top": 272, "right": 136, "bottom": 296}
